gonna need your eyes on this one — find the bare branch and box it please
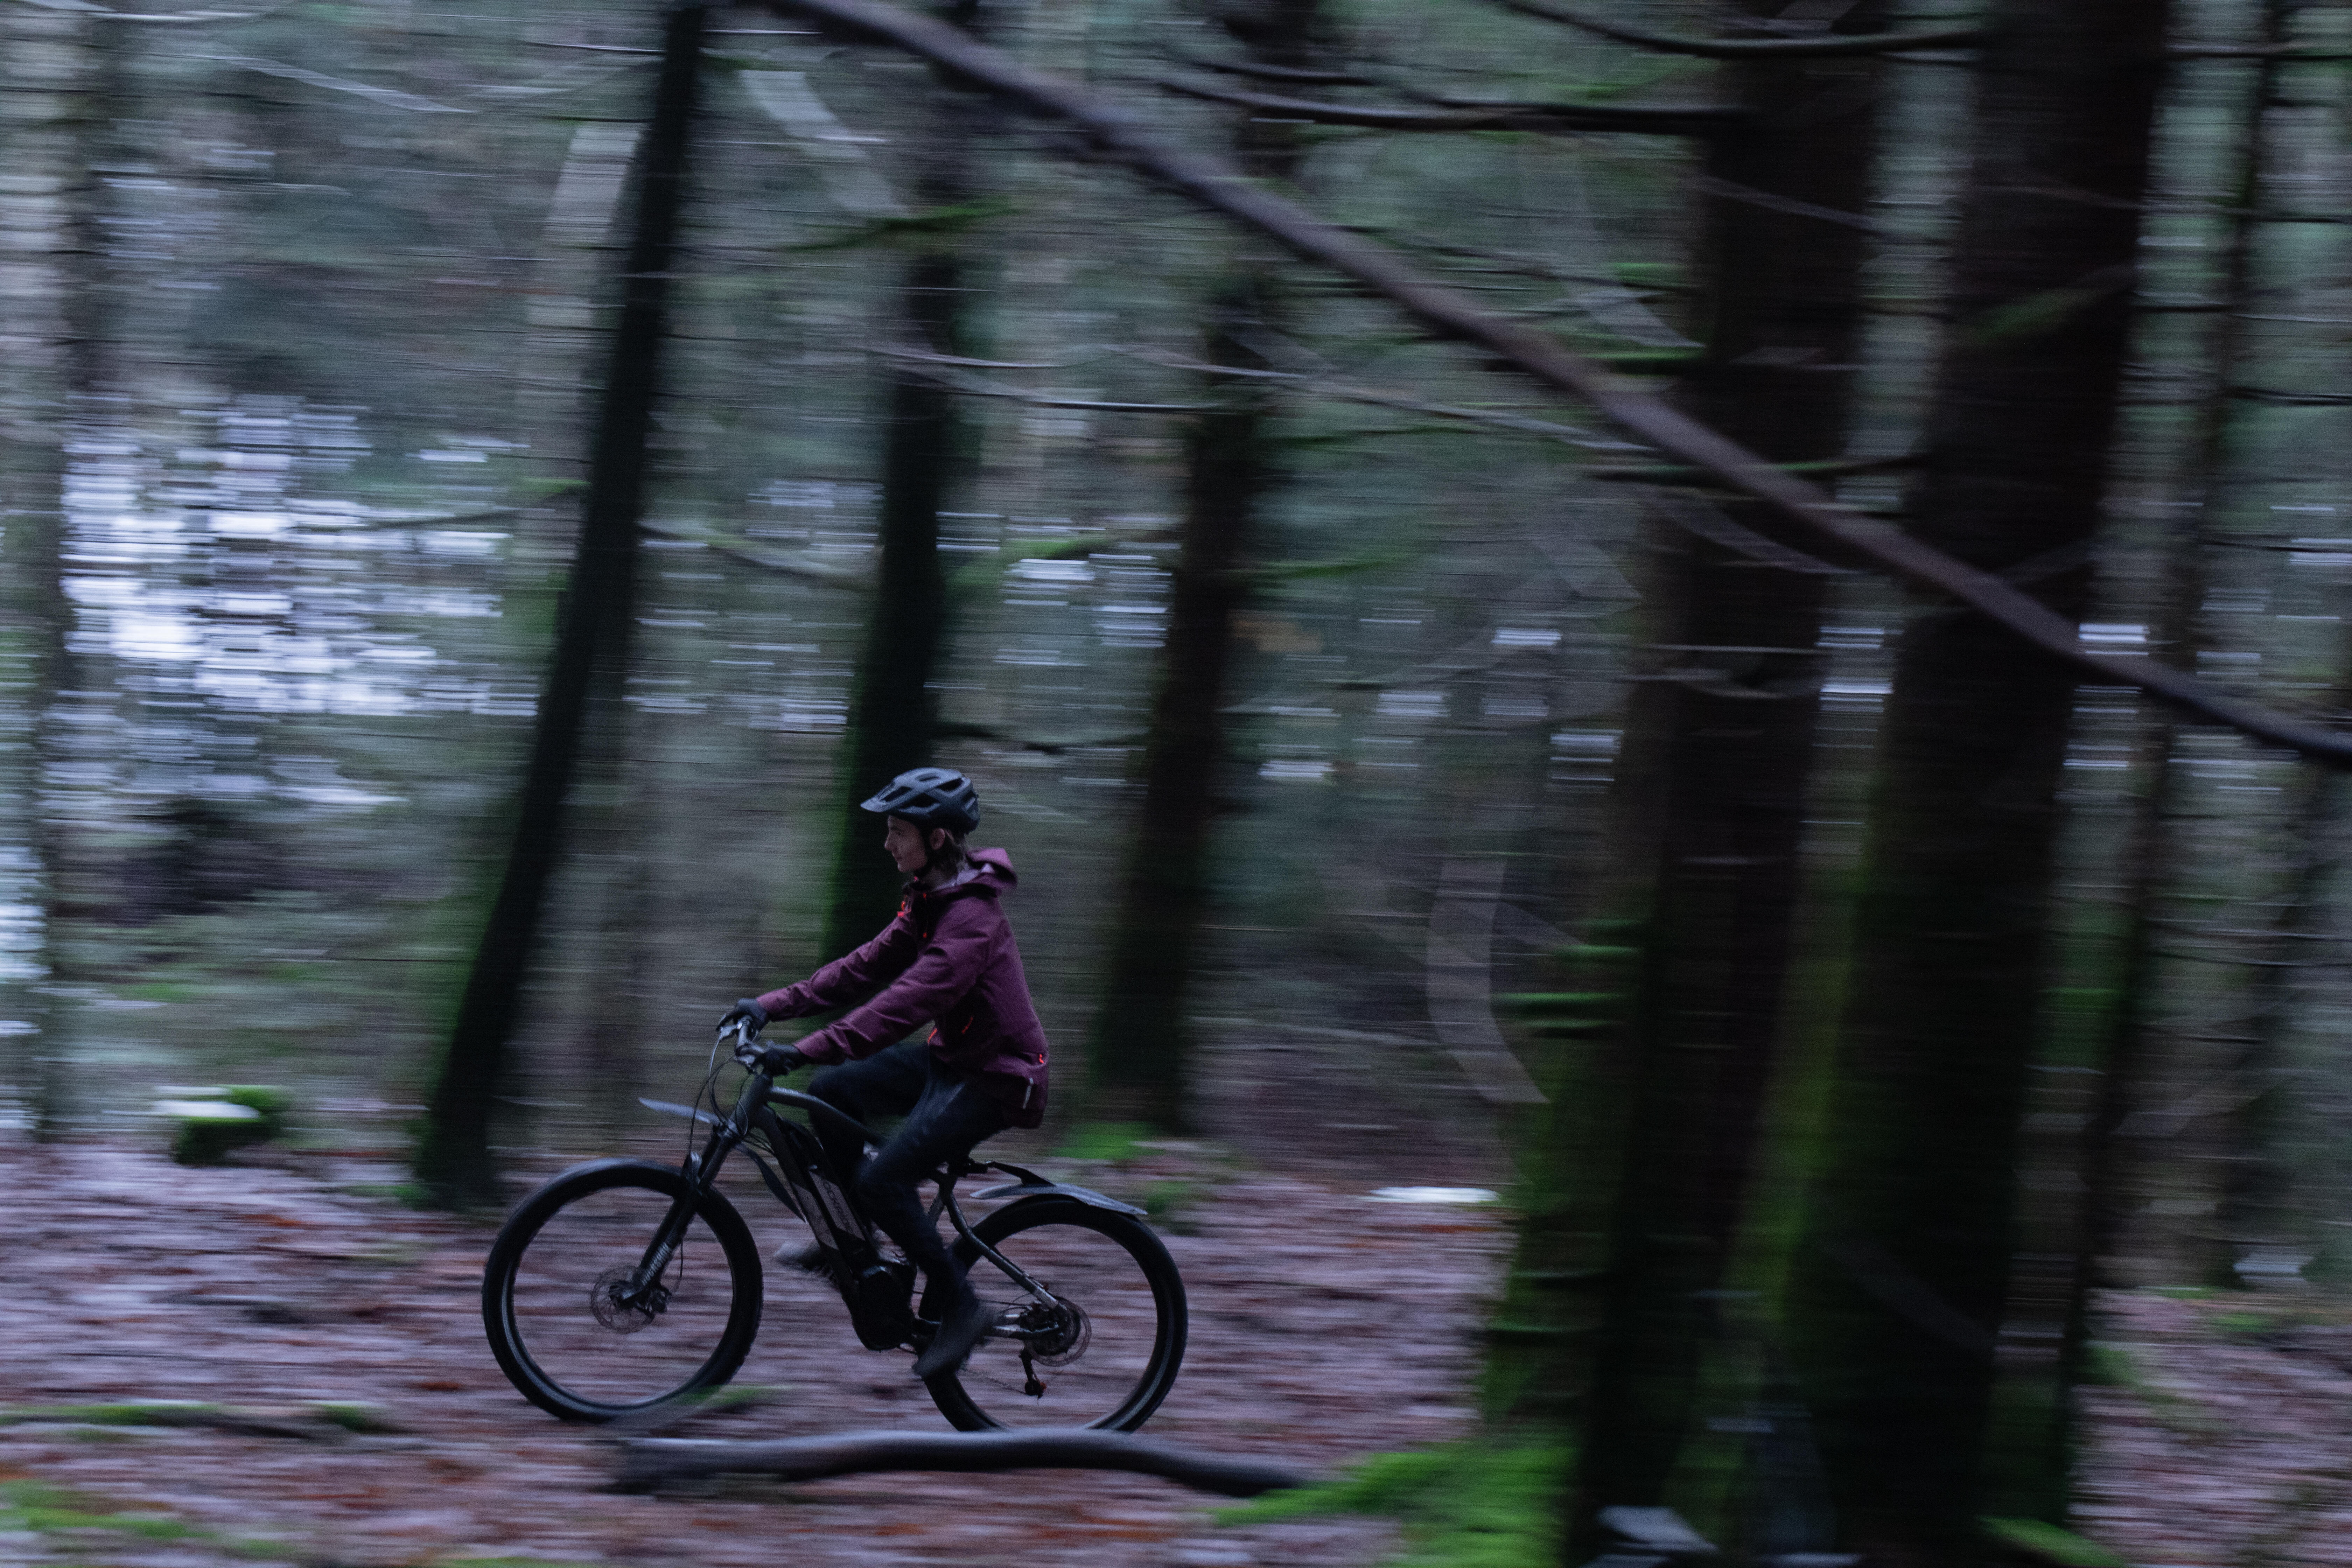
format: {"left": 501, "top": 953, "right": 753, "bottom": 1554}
{"left": 1589, "top": 452, "right": 1923, "bottom": 483}
{"left": 936, "top": 719, "right": 1148, "bottom": 754}
{"left": 1481, "top": 0, "right": 1989, "bottom": 59}
{"left": 762, "top": 0, "right": 2352, "bottom": 771}
{"left": 615, "top": 1428, "right": 1319, "bottom": 1497}
{"left": 640, "top": 519, "right": 866, "bottom": 583}
{"left": 1160, "top": 76, "right": 1742, "bottom": 135}
{"left": 1131, "top": 348, "right": 1642, "bottom": 451}
{"left": 9, "top": 0, "right": 302, "bottom": 22}
{"left": 1173, "top": 51, "right": 1375, "bottom": 86}
{"left": 878, "top": 351, "right": 1210, "bottom": 411}
{"left": 197, "top": 51, "right": 469, "bottom": 112}
{"left": 2170, "top": 42, "right": 2352, "bottom": 60}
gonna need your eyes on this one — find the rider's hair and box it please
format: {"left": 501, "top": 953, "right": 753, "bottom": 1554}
{"left": 926, "top": 826, "right": 971, "bottom": 878}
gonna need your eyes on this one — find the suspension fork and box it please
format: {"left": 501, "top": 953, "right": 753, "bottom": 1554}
{"left": 629, "top": 1069, "right": 766, "bottom": 1293}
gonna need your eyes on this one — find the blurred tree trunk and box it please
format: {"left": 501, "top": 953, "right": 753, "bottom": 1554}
{"left": 817, "top": 244, "right": 965, "bottom": 958}
{"left": 1083, "top": 0, "right": 1320, "bottom": 1132}
{"left": 1561, "top": 3, "right": 1887, "bottom": 1548}
{"left": 415, "top": 4, "right": 706, "bottom": 1205}
{"left": 1784, "top": 1, "right": 2170, "bottom": 1559}
{"left": 2068, "top": 0, "right": 2289, "bottom": 1427}
{"left": 815, "top": 6, "right": 986, "bottom": 963}
{"left": 2219, "top": 755, "right": 2336, "bottom": 1270}
{"left": 2185, "top": 0, "right": 2297, "bottom": 1292}
{"left": 1, "top": 7, "right": 119, "bottom": 1138}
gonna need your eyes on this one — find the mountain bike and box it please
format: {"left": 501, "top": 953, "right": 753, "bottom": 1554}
{"left": 479, "top": 1022, "right": 1187, "bottom": 1433}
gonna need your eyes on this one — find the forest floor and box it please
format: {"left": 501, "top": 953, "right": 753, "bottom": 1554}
{"left": 0, "top": 1132, "right": 1505, "bottom": 1568}
{"left": 10, "top": 1131, "right": 2352, "bottom": 1568}
{"left": 2076, "top": 1289, "right": 2352, "bottom": 1566}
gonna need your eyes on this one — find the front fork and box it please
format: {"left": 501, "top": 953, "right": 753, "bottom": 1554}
{"left": 624, "top": 1069, "right": 768, "bottom": 1307}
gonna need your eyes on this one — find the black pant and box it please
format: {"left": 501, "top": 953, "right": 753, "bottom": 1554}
{"left": 805, "top": 1040, "right": 1010, "bottom": 1307}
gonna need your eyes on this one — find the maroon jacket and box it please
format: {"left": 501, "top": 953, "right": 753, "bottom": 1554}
{"left": 756, "top": 849, "right": 1050, "bottom": 1128}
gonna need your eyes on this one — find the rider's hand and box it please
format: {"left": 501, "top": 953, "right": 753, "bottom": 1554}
{"left": 718, "top": 996, "right": 770, "bottom": 1037}
{"left": 736, "top": 1042, "right": 807, "bottom": 1077}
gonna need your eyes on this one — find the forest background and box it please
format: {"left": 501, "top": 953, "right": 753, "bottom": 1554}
{"left": 8, "top": 0, "right": 2352, "bottom": 1563}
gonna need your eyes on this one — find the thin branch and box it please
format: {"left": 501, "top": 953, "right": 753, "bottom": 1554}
{"left": 764, "top": 0, "right": 2352, "bottom": 770}
{"left": 936, "top": 719, "right": 1148, "bottom": 754}
{"left": 878, "top": 352, "right": 1210, "bottom": 412}
{"left": 1160, "top": 76, "right": 1742, "bottom": 135}
{"left": 640, "top": 518, "right": 867, "bottom": 583}
{"left": 2232, "top": 384, "right": 2352, "bottom": 406}
{"left": 873, "top": 345, "right": 1092, "bottom": 371}
{"left": 196, "top": 51, "right": 469, "bottom": 112}
{"left": 10, "top": 0, "right": 302, "bottom": 22}
{"left": 2169, "top": 42, "right": 2352, "bottom": 60}
{"left": 1480, "top": 0, "right": 1990, "bottom": 59}
{"left": 1131, "top": 348, "right": 1642, "bottom": 451}
{"left": 1588, "top": 452, "right": 1923, "bottom": 483}
{"left": 1173, "top": 51, "right": 1374, "bottom": 86}
{"left": 615, "top": 1429, "right": 1318, "bottom": 1497}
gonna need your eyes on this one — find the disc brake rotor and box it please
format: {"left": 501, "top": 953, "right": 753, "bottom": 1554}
{"left": 589, "top": 1265, "right": 665, "bottom": 1334}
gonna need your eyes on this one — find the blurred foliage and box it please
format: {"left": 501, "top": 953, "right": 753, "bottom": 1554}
{"left": 1217, "top": 1441, "right": 1564, "bottom": 1566}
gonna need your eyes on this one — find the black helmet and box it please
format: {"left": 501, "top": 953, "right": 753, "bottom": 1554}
{"left": 861, "top": 767, "right": 981, "bottom": 833}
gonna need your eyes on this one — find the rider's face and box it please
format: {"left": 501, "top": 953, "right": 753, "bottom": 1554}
{"left": 884, "top": 816, "right": 933, "bottom": 876}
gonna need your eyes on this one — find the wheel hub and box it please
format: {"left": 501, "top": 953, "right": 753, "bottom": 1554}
{"left": 589, "top": 1265, "right": 667, "bottom": 1333}
{"left": 1015, "top": 1296, "right": 1088, "bottom": 1366}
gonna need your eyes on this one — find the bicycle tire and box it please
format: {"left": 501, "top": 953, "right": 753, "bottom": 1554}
{"left": 926, "top": 1195, "right": 1186, "bottom": 1433}
{"left": 482, "top": 1158, "right": 763, "bottom": 1423}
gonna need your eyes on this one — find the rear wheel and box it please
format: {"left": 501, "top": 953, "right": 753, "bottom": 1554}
{"left": 925, "top": 1196, "right": 1186, "bottom": 1432}
{"left": 482, "top": 1159, "right": 763, "bottom": 1422}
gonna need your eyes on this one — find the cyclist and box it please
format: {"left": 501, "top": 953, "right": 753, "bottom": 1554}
{"left": 719, "top": 766, "right": 1049, "bottom": 1379}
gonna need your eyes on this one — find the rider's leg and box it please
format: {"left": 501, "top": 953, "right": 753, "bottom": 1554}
{"left": 804, "top": 1040, "right": 930, "bottom": 1184}
{"left": 852, "top": 1058, "right": 1009, "bottom": 1372}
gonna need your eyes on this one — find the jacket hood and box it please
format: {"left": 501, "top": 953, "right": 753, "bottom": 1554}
{"left": 908, "top": 848, "right": 1017, "bottom": 901}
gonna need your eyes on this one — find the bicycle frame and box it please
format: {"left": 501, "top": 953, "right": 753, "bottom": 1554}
{"left": 632, "top": 1059, "right": 1061, "bottom": 1339}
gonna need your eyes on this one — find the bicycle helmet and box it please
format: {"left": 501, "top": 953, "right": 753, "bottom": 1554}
{"left": 860, "top": 766, "right": 981, "bottom": 833}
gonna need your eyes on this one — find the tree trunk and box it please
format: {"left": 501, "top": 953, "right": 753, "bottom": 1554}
{"left": 1784, "top": 1, "right": 2170, "bottom": 1560}
{"left": 1566, "top": 2, "right": 1886, "bottom": 1547}
{"left": 1084, "top": 293, "right": 1272, "bottom": 1130}
{"left": 817, "top": 244, "right": 964, "bottom": 959}
{"left": 1082, "top": 0, "right": 1320, "bottom": 1132}
{"left": 812, "top": 1, "right": 996, "bottom": 963}
{"left": 2063, "top": 0, "right": 2289, "bottom": 1459}
{"left": 1, "top": 7, "right": 119, "bottom": 1138}
{"left": 414, "top": 4, "right": 706, "bottom": 1206}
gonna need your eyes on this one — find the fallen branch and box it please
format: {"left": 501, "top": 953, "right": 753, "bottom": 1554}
{"left": 614, "top": 1428, "right": 1320, "bottom": 1497}
{"left": 0, "top": 1400, "right": 395, "bottom": 1441}
{"left": 1481, "top": 0, "right": 1990, "bottom": 59}
{"left": 763, "top": 0, "right": 2352, "bottom": 771}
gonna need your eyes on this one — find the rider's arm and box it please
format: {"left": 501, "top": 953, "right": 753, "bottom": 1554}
{"left": 793, "top": 905, "right": 993, "bottom": 1064}
{"left": 754, "top": 901, "right": 921, "bottom": 1021}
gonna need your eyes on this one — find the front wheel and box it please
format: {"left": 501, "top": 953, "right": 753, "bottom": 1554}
{"left": 482, "top": 1159, "right": 763, "bottom": 1422}
{"left": 926, "top": 1196, "right": 1187, "bottom": 1432}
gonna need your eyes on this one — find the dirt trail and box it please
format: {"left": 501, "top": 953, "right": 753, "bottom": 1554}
{"left": 0, "top": 1135, "right": 1507, "bottom": 1567}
